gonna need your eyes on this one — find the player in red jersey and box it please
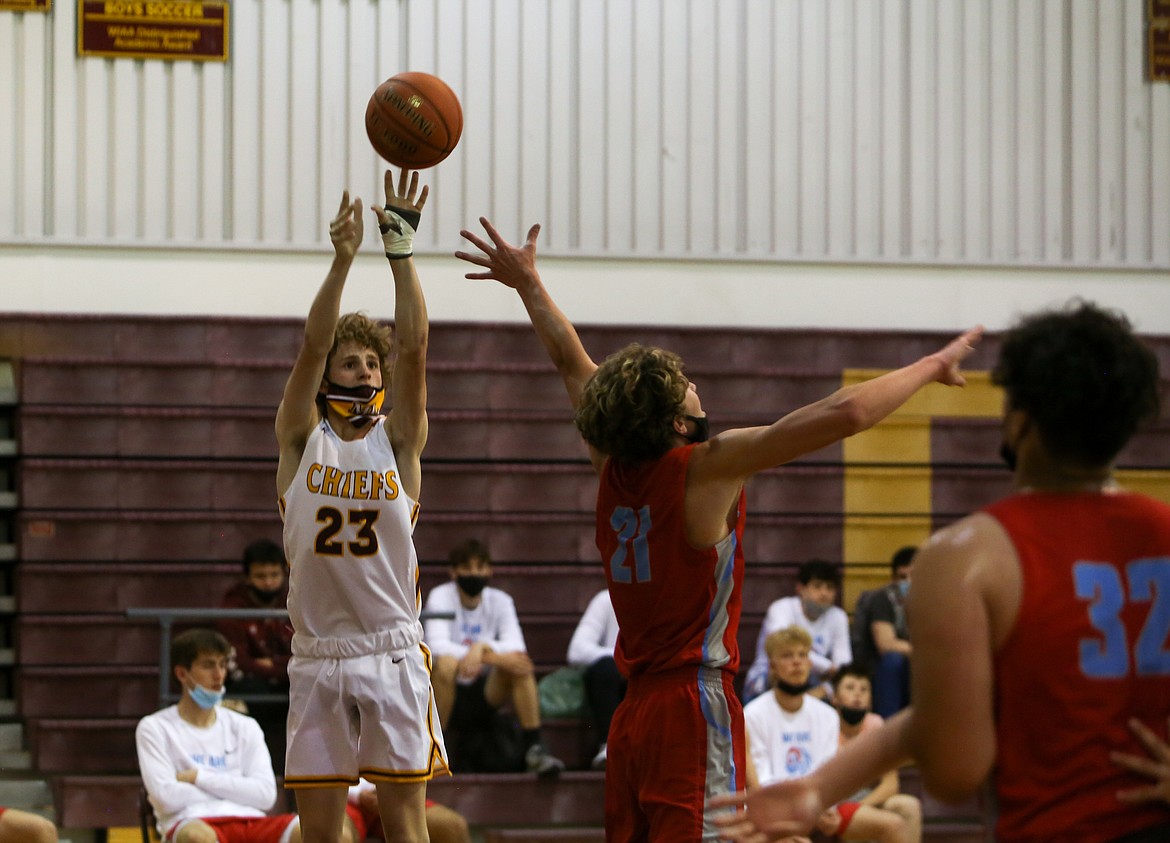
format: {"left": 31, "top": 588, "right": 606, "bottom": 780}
{"left": 713, "top": 300, "right": 1170, "bottom": 843}
{"left": 455, "top": 218, "right": 980, "bottom": 842}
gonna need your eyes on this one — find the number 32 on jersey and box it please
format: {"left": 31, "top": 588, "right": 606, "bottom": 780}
{"left": 1074, "top": 557, "right": 1170, "bottom": 678}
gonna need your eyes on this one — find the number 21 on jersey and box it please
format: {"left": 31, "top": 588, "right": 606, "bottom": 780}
{"left": 1074, "top": 557, "right": 1170, "bottom": 678}
{"left": 609, "top": 505, "right": 652, "bottom": 583}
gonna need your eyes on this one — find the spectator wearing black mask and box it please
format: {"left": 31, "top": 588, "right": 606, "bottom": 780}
{"left": 423, "top": 539, "right": 564, "bottom": 776}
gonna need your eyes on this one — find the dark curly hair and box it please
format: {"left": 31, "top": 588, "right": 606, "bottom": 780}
{"left": 992, "top": 300, "right": 1161, "bottom": 468}
{"left": 575, "top": 344, "right": 690, "bottom": 462}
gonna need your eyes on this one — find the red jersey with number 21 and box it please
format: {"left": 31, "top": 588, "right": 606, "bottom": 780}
{"left": 596, "top": 444, "right": 747, "bottom": 679}
{"left": 988, "top": 490, "right": 1170, "bottom": 843}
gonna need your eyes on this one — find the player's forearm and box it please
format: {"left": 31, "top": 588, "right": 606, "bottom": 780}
{"left": 806, "top": 711, "right": 914, "bottom": 808}
{"left": 390, "top": 257, "right": 429, "bottom": 359}
{"left": 830, "top": 356, "right": 946, "bottom": 435}
{"left": 515, "top": 277, "right": 595, "bottom": 406}
{"left": 304, "top": 254, "right": 354, "bottom": 352}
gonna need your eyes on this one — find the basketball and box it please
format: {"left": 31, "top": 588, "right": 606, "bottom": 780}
{"left": 365, "top": 72, "right": 463, "bottom": 169}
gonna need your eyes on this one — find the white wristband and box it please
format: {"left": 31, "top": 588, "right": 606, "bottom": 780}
{"left": 380, "top": 207, "right": 420, "bottom": 259}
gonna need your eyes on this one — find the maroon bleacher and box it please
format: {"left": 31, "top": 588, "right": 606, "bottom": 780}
{"left": 8, "top": 313, "right": 1168, "bottom": 835}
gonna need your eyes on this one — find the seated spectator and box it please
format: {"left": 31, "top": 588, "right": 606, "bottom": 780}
{"left": 0, "top": 808, "right": 56, "bottom": 843}
{"left": 744, "top": 626, "right": 839, "bottom": 790}
{"left": 744, "top": 559, "right": 852, "bottom": 702}
{"left": 743, "top": 628, "right": 917, "bottom": 843}
{"left": 832, "top": 663, "right": 922, "bottom": 842}
{"left": 136, "top": 628, "right": 357, "bottom": 843}
{"left": 423, "top": 539, "right": 565, "bottom": 777}
{"left": 850, "top": 546, "right": 914, "bottom": 717}
{"left": 348, "top": 778, "right": 470, "bottom": 843}
{"left": 216, "top": 538, "right": 293, "bottom": 773}
{"left": 567, "top": 588, "right": 625, "bottom": 770}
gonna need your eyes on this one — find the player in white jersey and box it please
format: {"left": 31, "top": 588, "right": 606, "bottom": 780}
{"left": 276, "top": 168, "right": 447, "bottom": 843}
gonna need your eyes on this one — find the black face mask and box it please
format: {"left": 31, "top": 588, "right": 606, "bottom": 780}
{"left": 683, "top": 414, "right": 710, "bottom": 443}
{"left": 248, "top": 585, "right": 283, "bottom": 605}
{"left": 838, "top": 706, "right": 868, "bottom": 726}
{"left": 1000, "top": 442, "right": 1018, "bottom": 472}
{"left": 774, "top": 678, "right": 810, "bottom": 697}
{"left": 457, "top": 575, "right": 490, "bottom": 598}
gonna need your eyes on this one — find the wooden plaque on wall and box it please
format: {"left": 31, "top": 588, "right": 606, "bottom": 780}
{"left": 1152, "top": 0, "right": 1170, "bottom": 81}
{"left": 77, "top": 0, "right": 229, "bottom": 61}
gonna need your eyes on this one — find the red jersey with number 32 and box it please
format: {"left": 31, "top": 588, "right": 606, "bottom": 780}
{"left": 596, "top": 444, "right": 746, "bottom": 679}
{"left": 988, "top": 490, "right": 1170, "bottom": 843}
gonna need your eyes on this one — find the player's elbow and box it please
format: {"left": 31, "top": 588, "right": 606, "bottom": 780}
{"left": 830, "top": 393, "right": 873, "bottom": 437}
{"left": 395, "top": 325, "right": 429, "bottom": 357}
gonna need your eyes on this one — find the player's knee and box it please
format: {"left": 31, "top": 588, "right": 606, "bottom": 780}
{"left": 174, "top": 821, "right": 219, "bottom": 843}
{"left": 1, "top": 812, "right": 60, "bottom": 843}
{"left": 428, "top": 808, "right": 471, "bottom": 843}
{"left": 884, "top": 793, "right": 922, "bottom": 822}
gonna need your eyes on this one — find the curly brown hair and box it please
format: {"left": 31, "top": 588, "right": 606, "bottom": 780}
{"left": 574, "top": 343, "right": 690, "bottom": 462}
{"left": 326, "top": 312, "right": 394, "bottom": 385}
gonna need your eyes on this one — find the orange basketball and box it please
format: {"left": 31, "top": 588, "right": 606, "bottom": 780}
{"left": 365, "top": 72, "right": 463, "bottom": 169}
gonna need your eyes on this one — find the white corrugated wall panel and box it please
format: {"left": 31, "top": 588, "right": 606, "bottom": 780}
{"left": 1, "top": 0, "right": 1167, "bottom": 270}
{"left": 1, "top": 14, "right": 21, "bottom": 237}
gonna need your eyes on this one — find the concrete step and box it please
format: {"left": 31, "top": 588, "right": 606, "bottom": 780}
{"left": 0, "top": 776, "right": 53, "bottom": 808}
{"left": 0, "top": 750, "right": 32, "bottom": 769}
{"left": 0, "top": 721, "right": 24, "bottom": 751}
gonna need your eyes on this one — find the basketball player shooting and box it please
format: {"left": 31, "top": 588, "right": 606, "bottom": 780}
{"left": 276, "top": 167, "right": 448, "bottom": 843}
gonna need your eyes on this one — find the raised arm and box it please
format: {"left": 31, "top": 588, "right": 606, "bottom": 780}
{"left": 373, "top": 168, "right": 430, "bottom": 501}
{"left": 275, "top": 191, "right": 363, "bottom": 494}
{"left": 456, "top": 219, "right": 598, "bottom": 410}
{"left": 693, "top": 327, "right": 982, "bottom": 485}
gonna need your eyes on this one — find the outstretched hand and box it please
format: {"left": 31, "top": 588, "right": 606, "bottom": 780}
{"left": 329, "top": 191, "right": 364, "bottom": 261}
{"left": 373, "top": 167, "right": 429, "bottom": 222}
{"left": 455, "top": 217, "right": 542, "bottom": 290}
{"left": 372, "top": 168, "right": 427, "bottom": 259}
{"left": 931, "top": 325, "right": 984, "bottom": 387}
{"left": 707, "top": 780, "right": 824, "bottom": 843}
{"left": 1113, "top": 717, "right": 1170, "bottom": 805}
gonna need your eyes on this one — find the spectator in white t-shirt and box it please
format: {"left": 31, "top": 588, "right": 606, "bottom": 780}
{"left": 424, "top": 539, "right": 564, "bottom": 777}
{"left": 135, "top": 628, "right": 359, "bottom": 843}
{"left": 744, "top": 625, "right": 840, "bottom": 793}
{"left": 743, "top": 559, "right": 852, "bottom": 702}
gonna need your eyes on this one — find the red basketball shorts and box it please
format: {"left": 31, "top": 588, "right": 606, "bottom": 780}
{"left": 605, "top": 666, "right": 745, "bottom": 843}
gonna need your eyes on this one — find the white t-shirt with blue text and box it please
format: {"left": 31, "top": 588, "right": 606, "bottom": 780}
{"left": 743, "top": 691, "right": 840, "bottom": 786}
